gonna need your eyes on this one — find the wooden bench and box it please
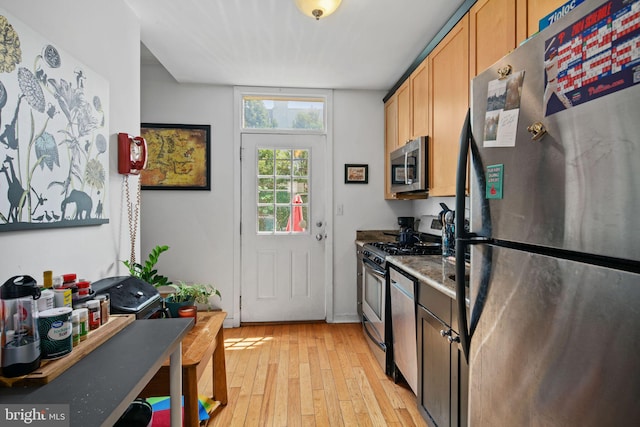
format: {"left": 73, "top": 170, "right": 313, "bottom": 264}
{"left": 139, "top": 311, "right": 228, "bottom": 426}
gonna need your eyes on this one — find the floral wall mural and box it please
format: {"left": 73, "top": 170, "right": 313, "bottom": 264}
{"left": 0, "top": 9, "right": 109, "bottom": 232}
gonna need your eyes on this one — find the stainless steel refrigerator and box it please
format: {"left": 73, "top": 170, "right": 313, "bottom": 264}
{"left": 454, "top": 0, "right": 640, "bottom": 425}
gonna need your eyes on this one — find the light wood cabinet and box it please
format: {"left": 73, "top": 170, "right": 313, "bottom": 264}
{"left": 383, "top": 0, "right": 567, "bottom": 200}
{"left": 470, "top": 0, "right": 517, "bottom": 77}
{"left": 410, "top": 60, "right": 429, "bottom": 139}
{"left": 428, "top": 15, "right": 469, "bottom": 197}
{"left": 516, "top": 0, "right": 569, "bottom": 43}
{"left": 384, "top": 95, "right": 398, "bottom": 199}
{"left": 384, "top": 59, "right": 430, "bottom": 200}
{"left": 397, "top": 80, "right": 411, "bottom": 148}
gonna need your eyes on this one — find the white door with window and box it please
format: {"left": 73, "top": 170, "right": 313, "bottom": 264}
{"left": 240, "top": 133, "right": 326, "bottom": 322}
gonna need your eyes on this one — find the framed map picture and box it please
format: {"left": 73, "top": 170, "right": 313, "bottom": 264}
{"left": 140, "top": 123, "right": 211, "bottom": 190}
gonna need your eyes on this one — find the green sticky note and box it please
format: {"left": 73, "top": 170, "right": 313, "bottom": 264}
{"left": 486, "top": 164, "right": 503, "bottom": 199}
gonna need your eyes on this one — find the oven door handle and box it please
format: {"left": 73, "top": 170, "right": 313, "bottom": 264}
{"left": 363, "top": 258, "right": 386, "bottom": 277}
{"left": 362, "top": 315, "right": 387, "bottom": 351}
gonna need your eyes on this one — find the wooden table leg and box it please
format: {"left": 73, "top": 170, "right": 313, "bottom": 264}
{"left": 183, "top": 367, "right": 199, "bottom": 427}
{"left": 212, "top": 325, "right": 228, "bottom": 405}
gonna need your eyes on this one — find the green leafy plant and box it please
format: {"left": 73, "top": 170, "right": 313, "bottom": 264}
{"left": 123, "top": 245, "right": 172, "bottom": 287}
{"left": 168, "top": 281, "right": 221, "bottom": 304}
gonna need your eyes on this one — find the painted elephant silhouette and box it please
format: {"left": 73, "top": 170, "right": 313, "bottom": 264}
{"left": 61, "top": 190, "right": 92, "bottom": 220}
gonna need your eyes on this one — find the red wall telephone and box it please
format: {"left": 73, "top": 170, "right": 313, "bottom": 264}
{"left": 118, "top": 133, "right": 147, "bottom": 175}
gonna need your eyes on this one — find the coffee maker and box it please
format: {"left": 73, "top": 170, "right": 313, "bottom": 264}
{"left": 397, "top": 216, "right": 420, "bottom": 245}
{"left": 1, "top": 275, "right": 42, "bottom": 377}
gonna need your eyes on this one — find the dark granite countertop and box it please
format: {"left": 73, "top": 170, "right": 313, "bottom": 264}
{"left": 387, "top": 255, "right": 456, "bottom": 298}
{"left": 355, "top": 231, "right": 469, "bottom": 304}
{"left": 387, "top": 255, "right": 470, "bottom": 306}
{"left": 355, "top": 230, "right": 398, "bottom": 246}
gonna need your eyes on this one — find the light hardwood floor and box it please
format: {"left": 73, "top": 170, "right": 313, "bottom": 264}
{"left": 198, "top": 322, "right": 427, "bottom": 427}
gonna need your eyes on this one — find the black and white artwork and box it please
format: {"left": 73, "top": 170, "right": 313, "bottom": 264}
{"left": 0, "top": 9, "right": 109, "bottom": 232}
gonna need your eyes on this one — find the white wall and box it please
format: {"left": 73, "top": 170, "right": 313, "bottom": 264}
{"left": 139, "top": 65, "right": 235, "bottom": 317}
{"left": 332, "top": 90, "right": 414, "bottom": 321}
{"left": 139, "top": 65, "right": 415, "bottom": 323}
{"left": 0, "top": 1, "right": 141, "bottom": 282}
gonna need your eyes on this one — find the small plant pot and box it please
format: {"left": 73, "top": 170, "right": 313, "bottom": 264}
{"left": 164, "top": 296, "right": 195, "bottom": 318}
{"left": 177, "top": 305, "right": 198, "bottom": 325}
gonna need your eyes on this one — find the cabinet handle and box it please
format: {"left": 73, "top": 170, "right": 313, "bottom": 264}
{"left": 440, "top": 329, "right": 451, "bottom": 337}
{"left": 447, "top": 335, "right": 460, "bottom": 344}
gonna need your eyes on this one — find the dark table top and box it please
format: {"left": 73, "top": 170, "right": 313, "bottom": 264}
{"left": 0, "top": 317, "right": 193, "bottom": 427}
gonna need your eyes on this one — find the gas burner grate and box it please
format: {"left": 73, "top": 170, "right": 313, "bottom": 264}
{"left": 369, "top": 241, "right": 442, "bottom": 256}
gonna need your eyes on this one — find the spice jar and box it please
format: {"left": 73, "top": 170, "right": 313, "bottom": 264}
{"left": 43, "top": 270, "right": 53, "bottom": 289}
{"left": 75, "top": 308, "right": 89, "bottom": 341}
{"left": 86, "top": 300, "right": 101, "bottom": 331}
{"left": 71, "top": 310, "right": 81, "bottom": 347}
{"left": 96, "top": 294, "right": 110, "bottom": 325}
{"left": 76, "top": 281, "right": 91, "bottom": 298}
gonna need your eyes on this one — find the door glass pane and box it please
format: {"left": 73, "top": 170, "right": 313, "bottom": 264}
{"left": 256, "top": 147, "right": 310, "bottom": 234}
{"left": 275, "top": 205, "right": 291, "bottom": 231}
{"left": 258, "top": 206, "right": 274, "bottom": 232}
{"left": 243, "top": 96, "right": 325, "bottom": 131}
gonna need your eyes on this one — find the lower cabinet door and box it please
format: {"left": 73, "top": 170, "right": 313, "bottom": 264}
{"left": 417, "top": 303, "right": 451, "bottom": 426}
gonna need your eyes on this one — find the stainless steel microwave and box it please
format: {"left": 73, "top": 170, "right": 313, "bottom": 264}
{"left": 390, "top": 136, "right": 428, "bottom": 194}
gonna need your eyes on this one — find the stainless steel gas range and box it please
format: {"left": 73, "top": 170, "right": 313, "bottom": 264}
{"left": 360, "top": 215, "right": 442, "bottom": 376}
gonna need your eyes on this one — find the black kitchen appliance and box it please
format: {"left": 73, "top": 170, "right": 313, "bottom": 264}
{"left": 92, "top": 276, "right": 164, "bottom": 319}
{"left": 1, "top": 275, "right": 41, "bottom": 377}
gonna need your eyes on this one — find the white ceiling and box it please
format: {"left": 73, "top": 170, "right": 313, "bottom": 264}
{"left": 125, "top": 0, "right": 464, "bottom": 91}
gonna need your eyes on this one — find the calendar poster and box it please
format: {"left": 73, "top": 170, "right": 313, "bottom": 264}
{"left": 543, "top": 0, "right": 640, "bottom": 116}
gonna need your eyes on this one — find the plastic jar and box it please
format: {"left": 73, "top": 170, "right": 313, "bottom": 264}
{"left": 76, "top": 281, "right": 91, "bottom": 298}
{"left": 75, "top": 308, "right": 89, "bottom": 341}
{"left": 86, "top": 300, "right": 101, "bottom": 331}
{"left": 71, "top": 310, "right": 81, "bottom": 347}
{"left": 43, "top": 270, "right": 53, "bottom": 289}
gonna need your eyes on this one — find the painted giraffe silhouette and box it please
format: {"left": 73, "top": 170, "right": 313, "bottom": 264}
{"left": 3, "top": 155, "right": 25, "bottom": 222}
{"left": 0, "top": 164, "right": 10, "bottom": 219}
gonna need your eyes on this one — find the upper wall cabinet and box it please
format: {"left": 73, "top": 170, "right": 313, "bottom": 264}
{"left": 428, "top": 15, "right": 469, "bottom": 197}
{"left": 384, "top": 59, "right": 430, "bottom": 200}
{"left": 470, "top": 0, "right": 517, "bottom": 77}
{"left": 383, "top": 0, "right": 568, "bottom": 200}
{"left": 516, "top": 0, "right": 570, "bottom": 42}
{"left": 397, "top": 60, "right": 429, "bottom": 148}
{"left": 397, "top": 80, "right": 412, "bottom": 148}
{"left": 384, "top": 94, "right": 398, "bottom": 199}
{"left": 410, "top": 61, "right": 429, "bottom": 140}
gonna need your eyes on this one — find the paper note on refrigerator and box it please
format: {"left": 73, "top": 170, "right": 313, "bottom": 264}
{"left": 483, "top": 71, "right": 525, "bottom": 147}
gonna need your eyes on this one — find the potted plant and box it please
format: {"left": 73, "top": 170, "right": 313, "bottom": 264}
{"left": 123, "top": 245, "right": 172, "bottom": 288}
{"left": 164, "top": 281, "right": 221, "bottom": 318}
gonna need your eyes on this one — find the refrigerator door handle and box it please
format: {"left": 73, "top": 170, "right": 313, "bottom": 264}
{"left": 455, "top": 108, "right": 473, "bottom": 361}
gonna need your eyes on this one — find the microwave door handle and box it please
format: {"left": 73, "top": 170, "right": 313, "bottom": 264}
{"left": 404, "top": 152, "right": 409, "bottom": 184}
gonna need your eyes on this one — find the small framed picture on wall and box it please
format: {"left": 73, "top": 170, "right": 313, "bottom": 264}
{"left": 344, "top": 164, "right": 368, "bottom": 184}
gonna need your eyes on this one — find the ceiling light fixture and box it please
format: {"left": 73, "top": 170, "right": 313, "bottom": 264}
{"left": 295, "top": 0, "right": 342, "bottom": 20}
